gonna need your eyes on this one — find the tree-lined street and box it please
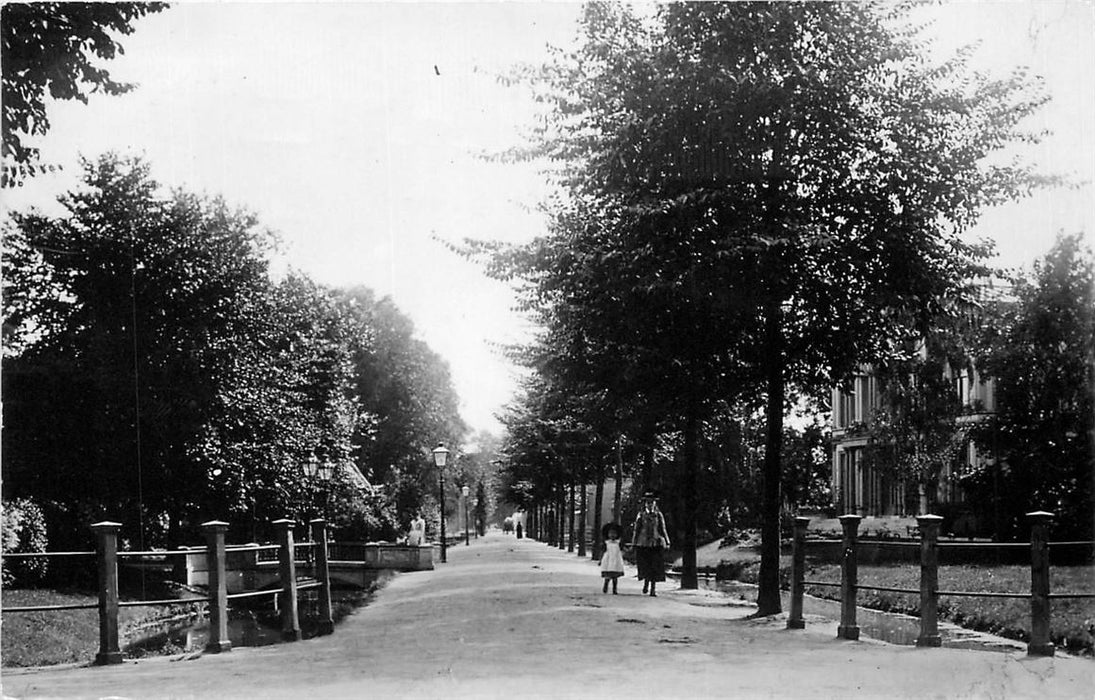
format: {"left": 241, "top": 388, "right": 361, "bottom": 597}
{"left": 3, "top": 1, "right": 1092, "bottom": 685}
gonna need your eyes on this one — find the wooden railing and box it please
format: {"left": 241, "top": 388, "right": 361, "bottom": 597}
{"left": 787, "top": 511, "right": 1095, "bottom": 657}
{"left": 1, "top": 518, "right": 335, "bottom": 664}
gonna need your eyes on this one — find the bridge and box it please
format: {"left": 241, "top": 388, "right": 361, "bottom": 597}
{"left": 181, "top": 542, "right": 434, "bottom": 591}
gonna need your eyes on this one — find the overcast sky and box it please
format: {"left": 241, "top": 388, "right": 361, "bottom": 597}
{"left": 4, "top": 1, "right": 1092, "bottom": 436}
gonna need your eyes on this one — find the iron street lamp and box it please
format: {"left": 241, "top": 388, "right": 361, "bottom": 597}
{"left": 432, "top": 442, "right": 449, "bottom": 563}
{"left": 462, "top": 485, "right": 470, "bottom": 546}
{"left": 303, "top": 455, "right": 333, "bottom": 517}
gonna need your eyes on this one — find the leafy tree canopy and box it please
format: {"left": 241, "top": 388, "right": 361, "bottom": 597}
{"left": 479, "top": 1, "right": 1052, "bottom": 612}
{"left": 970, "top": 233, "right": 1094, "bottom": 539}
{"left": 1, "top": 2, "right": 167, "bottom": 181}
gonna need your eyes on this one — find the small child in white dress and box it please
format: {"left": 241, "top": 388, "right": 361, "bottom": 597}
{"left": 600, "top": 523, "right": 625, "bottom": 594}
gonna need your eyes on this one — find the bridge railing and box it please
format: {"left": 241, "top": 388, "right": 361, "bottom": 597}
{"left": 786, "top": 511, "right": 1095, "bottom": 656}
{"left": 1, "top": 518, "right": 334, "bottom": 664}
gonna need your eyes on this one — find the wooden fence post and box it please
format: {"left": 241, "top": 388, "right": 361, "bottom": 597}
{"left": 202, "top": 520, "right": 232, "bottom": 653}
{"left": 310, "top": 519, "right": 334, "bottom": 636}
{"left": 91, "top": 521, "right": 123, "bottom": 665}
{"left": 837, "top": 514, "right": 861, "bottom": 640}
{"left": 787, "top": 516, "right": 810, "bottom": 629}
{"left": 273, "top": 519, "right": 302, "bottom": 642}
{"left": 916, "top": 514, "right": 943, "bottom": 647}
{"left": 1027, "top": 511, "right": 1055, "bottom": 657}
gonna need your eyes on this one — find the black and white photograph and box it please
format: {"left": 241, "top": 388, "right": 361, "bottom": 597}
{"left": 2, "top": 1, "right": 1092, "bottom": 697}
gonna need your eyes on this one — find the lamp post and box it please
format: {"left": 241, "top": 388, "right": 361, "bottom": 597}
{"left": 432, "top": 443, "right": 449, "bottom": 563}
{"left": 462, "top": 485, "right": 470, "bottom": 546}
{"left": 303, "top": 455, "right": 333, "bottom": 518}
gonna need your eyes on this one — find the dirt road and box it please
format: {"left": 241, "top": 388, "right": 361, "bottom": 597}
{"left": 3, "top": 531, "right": 1091, "bottom": 699}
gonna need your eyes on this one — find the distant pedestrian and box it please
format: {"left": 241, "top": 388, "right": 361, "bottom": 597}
{"left": 599, "top": 523, "right": 624, "bottom": 594}
{"left": 407, "top": 511, "right": 426, "bottom": 546}
{"left": 631, "top": 491, "right": 670, "bottom": 597}
{"left": 516, "top": 522, "right": 523, "bottom": 539}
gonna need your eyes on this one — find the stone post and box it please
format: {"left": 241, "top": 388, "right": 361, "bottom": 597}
{"left": 1027, "top": 511, "right": 1055, "bottom": 657}
{"left": 91, "top": 521, "right": 123, "bottom": 665}
{"left": 310, "top": 519, "right": 334, "bottom": 635}
{"left": 273, "top": 519, "right": 302, "bottom": 642}
{"left": 837, "top": 514, "right": 861, "bottom": 640}
{"left": 787, "top": 516, "right": 810, "bottom": 629}
{"left": 916, "top": 514, "right": 943, "bottom": 647}
{"left": 202, "top": 520, "right": 232, "bottom": 653}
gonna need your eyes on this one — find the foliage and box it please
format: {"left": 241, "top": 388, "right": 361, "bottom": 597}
{"left": 1, "top": 497, "right": 49, "bottom": 585}
{"left": 1, "top": 2, "right": 167, "bottom": 182}
{"left": 3, "top": 154, "right": 279, "bottom": 546}
{"left": 781, "top": 413, "right": 833, "bottom": 513}
{"left": 967, "top": 233, "right": 1095, "bottom": 540}
{"left": 860, "top": 334, "right": 969, "bottom": 514}
{"left": 335, "top": 286, "right": 466, "bottom": 528}
{"left": 325, "top": 481, "right": 398, "bottom": 542}
{"left": 2, "top": 155, "right": 465, "bottom": 546}
{"left": 659, "top": 406, "right": 831, "bottom": 540}
{"left": 479, "top": 1, "right": 1050, "bottom": 613}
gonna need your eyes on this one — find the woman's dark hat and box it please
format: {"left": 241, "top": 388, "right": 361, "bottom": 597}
{"left": 601, "top": 522, "right": 621, "bottom": 539}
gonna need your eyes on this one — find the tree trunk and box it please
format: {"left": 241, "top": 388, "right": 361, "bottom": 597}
{"left": 547, "top": 503, "right": 555, "bottom": 546}
{"left": 640, "top": 438, "right": 653, "bottom": 494}
{"left": 578, "top": 479, "right": 586, "bottom": 556}
{"left": 593, "top": 462, "right": 605, "bottom": 560}
{"left": 757, "top": 303, "right": 785, "bottom": 616}
{"left": 567, "top": 480, "right": 576, "bottom": 553}
{"left": 558, "top": 489, "right": 566, "bottom": 550}
{"left": 615, "top": 442, "right": 626, "bottom": 524}
{"left": 681, "top": 395, "right": 700, "bottom": 589}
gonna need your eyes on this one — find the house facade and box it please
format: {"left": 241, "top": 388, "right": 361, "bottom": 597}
{"left": 830, "top": 361, "right": 996, "bottom": 517}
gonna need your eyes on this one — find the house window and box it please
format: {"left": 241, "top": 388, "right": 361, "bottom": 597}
{"left": 842, "top": 382, "right": 858, "bottom": 425}
{"left": 835, "top": 386, "right": 854, "bottom": 429}
{"left": 838, "top": 448, "right": 860, "bottom": 514}
{"left": 954, "top": 370, "right": 971, "bottom": 406}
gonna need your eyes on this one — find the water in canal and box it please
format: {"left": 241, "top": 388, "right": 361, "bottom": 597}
{"left": 124, "top": 588, "right": 374, "bottom": 658}
{"left": 708, "top": 579, "right": 1025, "bottom": 653}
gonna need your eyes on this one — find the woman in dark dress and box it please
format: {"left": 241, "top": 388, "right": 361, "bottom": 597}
{"left": 630, "top": 491, "right": 670, "bottom": 596}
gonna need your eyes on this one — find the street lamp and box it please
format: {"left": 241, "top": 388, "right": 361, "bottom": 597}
{"left": 432, "top": 442, "right": 449, "bottom": 563}
{"left": 303, "top": 455, "right": 333, "bottom": 518}
{"left": 462, "top": 485, "right": 470, "bottom": 546}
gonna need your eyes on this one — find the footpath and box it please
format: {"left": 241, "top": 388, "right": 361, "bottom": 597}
{"left": 3, "top": 531, "right": 1092, "bottom": 699}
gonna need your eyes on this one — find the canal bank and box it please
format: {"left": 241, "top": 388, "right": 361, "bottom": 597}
{"left": 4, "top": 531, "right": 1091, "bottom": 699}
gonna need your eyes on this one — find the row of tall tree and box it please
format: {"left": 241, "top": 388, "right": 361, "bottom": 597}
{"left": 2, "top": 3, "right": 493, "bottom": 559}
{"left": 2, "top": 154, "right": 466, "bottom": 551}
{"left": 479, "top": 2, "right": 1053, "bottom": 614}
